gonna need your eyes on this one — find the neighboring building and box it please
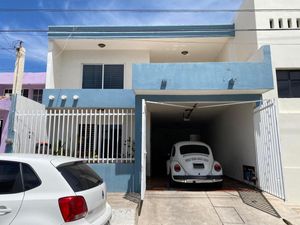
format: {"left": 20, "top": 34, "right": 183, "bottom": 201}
{"left": 8, "top": 0, "right": 300, "bottom": 204}
{"left": 0, "top": 72, "right": 45, "bottom": 152}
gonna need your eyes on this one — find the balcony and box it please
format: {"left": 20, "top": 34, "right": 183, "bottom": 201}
{"left": 132, "top": 46, "right": 273, "bottom": 95}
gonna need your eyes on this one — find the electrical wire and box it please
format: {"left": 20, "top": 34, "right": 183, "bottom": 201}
{"left": 1, "top": 8, "right": 300, "bottom": 13}
{"left": 1, "top": 27, "right": 300, "bottom": 33}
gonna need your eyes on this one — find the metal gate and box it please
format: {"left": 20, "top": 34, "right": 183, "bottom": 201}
{"left": 254, "top": 99, "right": 285, "bottom": 199}
{"left": 13, "top": 108, "right": 135, "bottom": 163}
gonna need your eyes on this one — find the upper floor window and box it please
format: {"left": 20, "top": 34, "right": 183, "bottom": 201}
{"left": 82, "top": 64, "right": 124, "bottom": 89}
{"left": 33, "top": 89, "right": 43, "bottom": 103}
{"left": 277, "top": 70, "right": 300, "bottom": 98}
{"left": 3, "top": 89, "right": 28, "bottom": 97}
{"left": 3, "top": 89, "right": 12, "bottom": 96}
{"left": 22, "top": 89, "right": 29, "bottom": 98}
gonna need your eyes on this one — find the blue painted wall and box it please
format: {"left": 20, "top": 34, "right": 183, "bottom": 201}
{"left": 133, "top": 46, "right": 273, "bottom": 92}
{"left": 89, "top": 163, "right": 135, "bottom": 192}
{"left": 133, "top": 94, "right": 262, "bottom": 192}
{"left": 43, "top": 89, "right": 135, "bottom": 108}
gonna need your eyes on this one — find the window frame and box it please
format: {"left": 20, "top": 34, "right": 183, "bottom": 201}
{"left": 3, "top": 89, "right": 12, "bottom": 96}
{"left": 276, "top": 70, "right": 300, "bottom": 98}
{"left": 0, "top": 160, "right": 42, "bottom": 194}
{"left": 0, "top": 160, "right": 23, "bottom": 194}
{"left": 20, "top": 163, "right": 42, "bottom": 191}
{"left": 33, "top": 89, "right": 43, "bottom": 103}
{"left": 82, "top": 64, "right": 124, "bottom": 89}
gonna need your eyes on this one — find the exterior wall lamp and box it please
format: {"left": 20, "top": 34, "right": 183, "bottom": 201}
{"left": 49, "top": 95, "right": 55, "bottom": 100}
{"left": 61, "top": 95, "right": 67, "bottom": 100}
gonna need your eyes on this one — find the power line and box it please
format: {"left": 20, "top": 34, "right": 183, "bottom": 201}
{"left": 1, "top": 28, "right": 300, "bottom": 33}
{"left": 1, "top": 8, "right": 300, "bottom": 13}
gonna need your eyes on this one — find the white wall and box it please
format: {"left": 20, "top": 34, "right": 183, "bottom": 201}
{"left": 210, "top": 104, "right": 257, "bottom": 183}
{"left": 47, "top": 48, "right": 150, "bottom": 89}
{"left": 46, "top": 41, "right": 62, "bottom": 89}
{"left": 219, "top": 0, "right": 300, "bottom": 203}
{"left": 253, "top": 0, "right": 300, "bottom": 203}
{"left": 13, "top": 95, "right": 47, "bottom": 154}
{"left": 218, "top": 0, "right": 258, "bottom": 62}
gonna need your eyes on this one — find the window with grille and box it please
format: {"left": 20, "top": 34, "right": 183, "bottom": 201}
{"left": 33, "top": 89, "right": 43, "bottom": 103}
{"left": 82, "top": 65, "right": 124, "bottom": 89}
{"left": 78, "top": 124, "right": 122, "bottom": 160}
{"left": 277, "top": 70, "right": 300, "bottom": 98}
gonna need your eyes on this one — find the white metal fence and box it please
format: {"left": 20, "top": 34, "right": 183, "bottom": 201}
{"left": 14, "top": 108, "right": 135, "bottom": 163}
{"left": 254, "top": 99, "right": 285, "bottom": 199}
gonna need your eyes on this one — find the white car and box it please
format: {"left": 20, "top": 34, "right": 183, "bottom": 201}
{"left": 0, "top": 154, "right": 112, "bottom": 225}
{"left": 167, "top": 141, "right": 223, "bottom": 185}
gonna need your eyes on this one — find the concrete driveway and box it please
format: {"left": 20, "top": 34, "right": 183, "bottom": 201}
{"left": 137, "top": 190, "right": 300, "bottom": 225}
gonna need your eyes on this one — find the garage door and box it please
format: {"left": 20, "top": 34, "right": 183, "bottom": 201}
{"left": 254, "top": 99, "right": 285, "bottom": 199}
{"left": 141, "top": 99, "right": 147, "bottom": 200}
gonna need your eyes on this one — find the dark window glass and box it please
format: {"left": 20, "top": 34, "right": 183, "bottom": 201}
{"left": 22, "top": 164, "right": 41, "bottom": 191}
{"left": 277, "top": 70, "right": 300, "bottom": 98}
{"left": 33, "top": 89, "right": 43, "bottom": 103}
{"left": 82, "top": 65, "right": 102, "bottom": 89}
{"left": 82, "top": 64, "right": 124, "bottom": 89}
{"left": 103, "top": 65, "right": 124, "bottom": 89}
{"left": 277, "top": 71, "right": 289, "bottom": 80}
{"left": 21, "top": 89, "right": 29, "bottom": 98}
{"left": 277, "top": 80, "right": 290, "bottom": 97}
{"left": 180, "top": 145, "right": 210, "bottom": 155}
{"left": 58, "top": 162, "right": 103, "bottom": 192}
{"left": 4, "top": 89, "right": 12, "bottom": 96}
{"left": 291, "top": 81, "right": 300, "bottom": 97}
{"left": 0, "top": 161, "right": 23, "bottom": 194}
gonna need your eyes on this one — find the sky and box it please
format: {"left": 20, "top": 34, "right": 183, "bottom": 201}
{"left": 0, "top": 0, "right": 243, "bottom": 72}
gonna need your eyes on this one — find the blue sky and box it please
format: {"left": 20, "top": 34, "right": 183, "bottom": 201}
{"left": 0, "top": 0, "right": 242, "bottom": 72}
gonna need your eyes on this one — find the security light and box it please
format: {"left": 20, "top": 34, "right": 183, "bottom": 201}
{"left": 49, "top": 95, "right": 55, "bottom": 100}
{"left": 73, "top": 95, "right": 79, "bottom": 100}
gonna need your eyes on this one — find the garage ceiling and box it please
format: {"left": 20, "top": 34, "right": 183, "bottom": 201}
{"left": 147, "top": 102, "right": 232, "bottom": 123}
{"left": 53, "top": 37, "right": 230, "bottom": 62}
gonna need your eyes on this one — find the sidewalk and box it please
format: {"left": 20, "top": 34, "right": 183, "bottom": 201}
{"left": 107, "top": 193, "right": 139, "bottom": 225}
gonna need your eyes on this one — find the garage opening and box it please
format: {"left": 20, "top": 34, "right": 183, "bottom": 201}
{"left": 141, "top": 100, "right": 284, "bottom": 199}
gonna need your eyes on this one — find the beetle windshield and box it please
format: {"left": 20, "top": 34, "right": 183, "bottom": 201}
{"left": 180, "top": 145, "right": 209, "bottom": 155}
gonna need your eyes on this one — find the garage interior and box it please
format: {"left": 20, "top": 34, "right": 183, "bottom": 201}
{"left": 145, "top": 101, "right": 258, "bottom": 190}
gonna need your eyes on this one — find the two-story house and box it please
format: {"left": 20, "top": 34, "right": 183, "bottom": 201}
{"left": 0, "top": 72, "right": 45, "bottom": 153}
{"left": 8, "top": 0, "right": 300, "bottom": 204}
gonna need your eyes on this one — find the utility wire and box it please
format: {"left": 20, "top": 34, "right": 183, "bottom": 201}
{"left": 1, "top": 8, "right": 300, "bottom": 13}
{"left": 1, "top": 28, "right": 300, "bottom": 33}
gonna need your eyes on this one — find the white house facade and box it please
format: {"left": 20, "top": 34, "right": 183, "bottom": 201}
{"left": 7, "top": 0, "right": 300, "bottom": 204}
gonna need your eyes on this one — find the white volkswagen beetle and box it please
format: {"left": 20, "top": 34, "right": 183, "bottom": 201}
{"left": 167, "top": 141, "right": 223, "bottom": 185}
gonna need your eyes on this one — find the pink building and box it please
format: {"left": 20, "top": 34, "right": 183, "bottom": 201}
{"left": 0, "top": 72, "right": 45, "bottom": 152}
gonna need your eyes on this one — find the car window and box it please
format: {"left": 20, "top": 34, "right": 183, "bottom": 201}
{"left": 180, "top": 145, "right": 210, "bottom": 155}
{"left": 21, "top": 163, "right": 41, "bottom": 191}
{"left": 57, "top": 162, "right": 103, "bottom": 192}
{"left": 0, "top": 161, "right": 23, "bottom": 194}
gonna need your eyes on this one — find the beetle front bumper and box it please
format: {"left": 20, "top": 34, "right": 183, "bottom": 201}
{"left": 172, "top": 175, "right": 223, "bottom": 184}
